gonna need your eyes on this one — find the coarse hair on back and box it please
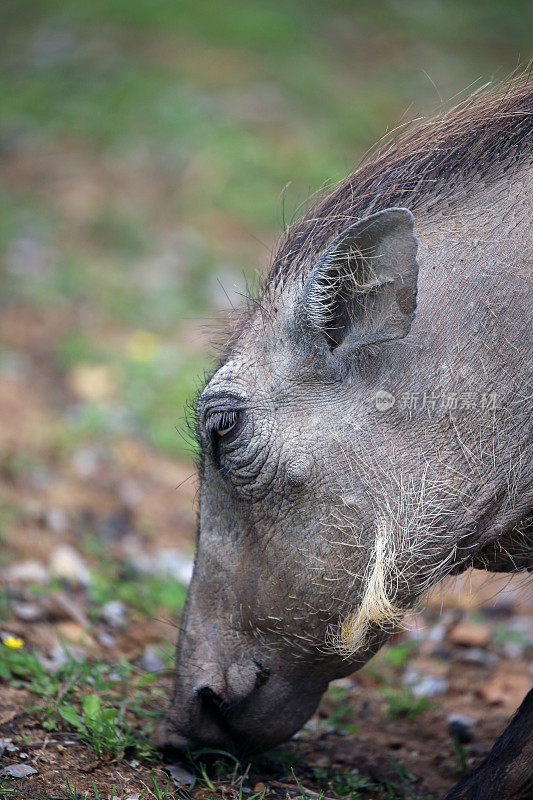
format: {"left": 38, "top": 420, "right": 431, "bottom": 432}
{"left": 269, "top": 68, "right": 533, "bottom": 290}
{"left": 221, "top": 68, "right": 533, "bottom": 355}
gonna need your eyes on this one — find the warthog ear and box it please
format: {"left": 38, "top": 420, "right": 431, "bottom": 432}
{"left": 300, "top": 207, "right": 419, "bottom": 354}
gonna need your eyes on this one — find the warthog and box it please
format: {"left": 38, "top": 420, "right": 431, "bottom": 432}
{"left": 158, "top": 76, "right": 532, "bottom": 797}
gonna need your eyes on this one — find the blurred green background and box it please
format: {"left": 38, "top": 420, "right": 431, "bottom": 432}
{"left": 1, "top": 0, "right": 531, "bottom": 460}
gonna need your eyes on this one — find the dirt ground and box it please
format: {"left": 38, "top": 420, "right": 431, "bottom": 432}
{"left": 0, "top": 306, "right": 532, "bottom": 800}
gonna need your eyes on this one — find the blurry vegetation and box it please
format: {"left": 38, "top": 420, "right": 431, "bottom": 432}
{"left": 89, "top": 568, "right": 187, "bottom": 619}
{"left": 0, "top": 0, "right": 531, "bottom": 461}
{"left": 322, "top": 683, "right": 359, "bottom": 733}
{"left": 380, "top": 640, "right": 418, "bottom": 670}
{"left": 58, "top": 693, "right": 138, "bottom": 760}
{"left": 0, "top": 641, "right": 161, "bottom": 757}
{"left": 450, "top": 734, "right": 469, "bottom": 777}
{"left": 312, "top": 767, "right": 376, "bottom": 798}
{"left": 379, "top": 686, "right": 431, "bottom": 720}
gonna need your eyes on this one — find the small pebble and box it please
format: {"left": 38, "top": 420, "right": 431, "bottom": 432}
{"left": 72, "top": 447, "right": 100, "bottom": 478}
{"left": 100, "top": 600, "right": 126, "bottom": 628}
{"left": 37, "top": 643, "right": 70, "bottom": 673}
{"left": 411, "top": 676, "right": 448, "bottom": 698}
{"left": 501, "top": 642, "right": 524, "bottom": 659}
{"left": 448, "top": 713, "right": 475, "bottom": 744}
{"left": 10, "top": 601, "right": 43, "bottom": 622}
{"left": 0, "top": 764, "right": 38, "bottom": 778}
{"left": 430, "top": 645, "right": 452, "bottom": 660}
{"left": 427, "top": 623, "right": 447, "bottom": 643}
{"left": 459, "top": 647, "right": 498, "bottom": 667}
{"left": 165, "top": 763, "right": 195, "bottom": 787}
{"left": 402, "top": 666, "right": 419, "bottom": 687}
{"left": 449, "top": 621, "right": 491, "bottom": 648}
{"left": 97, "top": 631, "right": 116, "bottom": 649}
{"left": 154, "top": 549, "right": 194, "bottom": 585}
{"left": 1, "top": 560, "right": 48, "bottom": 584}
{"left": 111, "top": 796, "right": 140, "bottom": 800}
{"left": 330, "top": 677, "right": 355, "bottom": 690}
{"left": 99, "top": 507, "right": 133, "bottom": 541}
{"left": 140, "top": 646, "right": 165, "bottom": 674}
{"left": 49, "top": 545, "right": 91, "bottom": 586}
{"left": 44, "top": 508, "right": 69, "bottom": 534}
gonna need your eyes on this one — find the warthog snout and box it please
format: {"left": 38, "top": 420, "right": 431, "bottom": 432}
{"left": 155, "top": 630, "right": 328, "bottom": 756}
{"left": 155, "top": 658, "right": 268, "bottom": 754}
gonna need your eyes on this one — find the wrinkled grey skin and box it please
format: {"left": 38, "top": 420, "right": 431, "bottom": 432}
{"left": 158, "top": 165, "right": 532, "bottom": 756}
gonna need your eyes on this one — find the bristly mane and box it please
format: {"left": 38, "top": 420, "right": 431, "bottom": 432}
{"left": 268, "top": 70, "right": 533, "bottom": 289}
{"left": 221, "top": 71, "right": 532, "bottom": 355}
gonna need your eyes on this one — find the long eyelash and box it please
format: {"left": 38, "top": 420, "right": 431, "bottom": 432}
{"left": 205, "top": 410, "right": 239, "bottom": 433}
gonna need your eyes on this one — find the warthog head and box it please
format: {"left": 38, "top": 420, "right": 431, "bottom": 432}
{"left": 157, "top": 83, "right": 532, "bottom": 755}
{"left": 156, "top": 208, "right": 425, "bottom": 753}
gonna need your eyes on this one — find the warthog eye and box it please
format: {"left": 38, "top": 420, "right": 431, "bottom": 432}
{"left": 205, "top": 409, "right": 242, "bottom": 438}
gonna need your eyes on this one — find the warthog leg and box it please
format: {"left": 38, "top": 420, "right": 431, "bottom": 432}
{"left": 443, "top": 688, "right": 533, "bottom": 800}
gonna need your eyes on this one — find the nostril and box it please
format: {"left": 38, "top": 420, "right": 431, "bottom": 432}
{"left": 197, "top": 662, "right": 270, "bottom": 715}
{"left": 198, "top": 685, "right": 222, "bottom": 704}
{"left": 197, "top": 685, "right": 228, "bottom": 714}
